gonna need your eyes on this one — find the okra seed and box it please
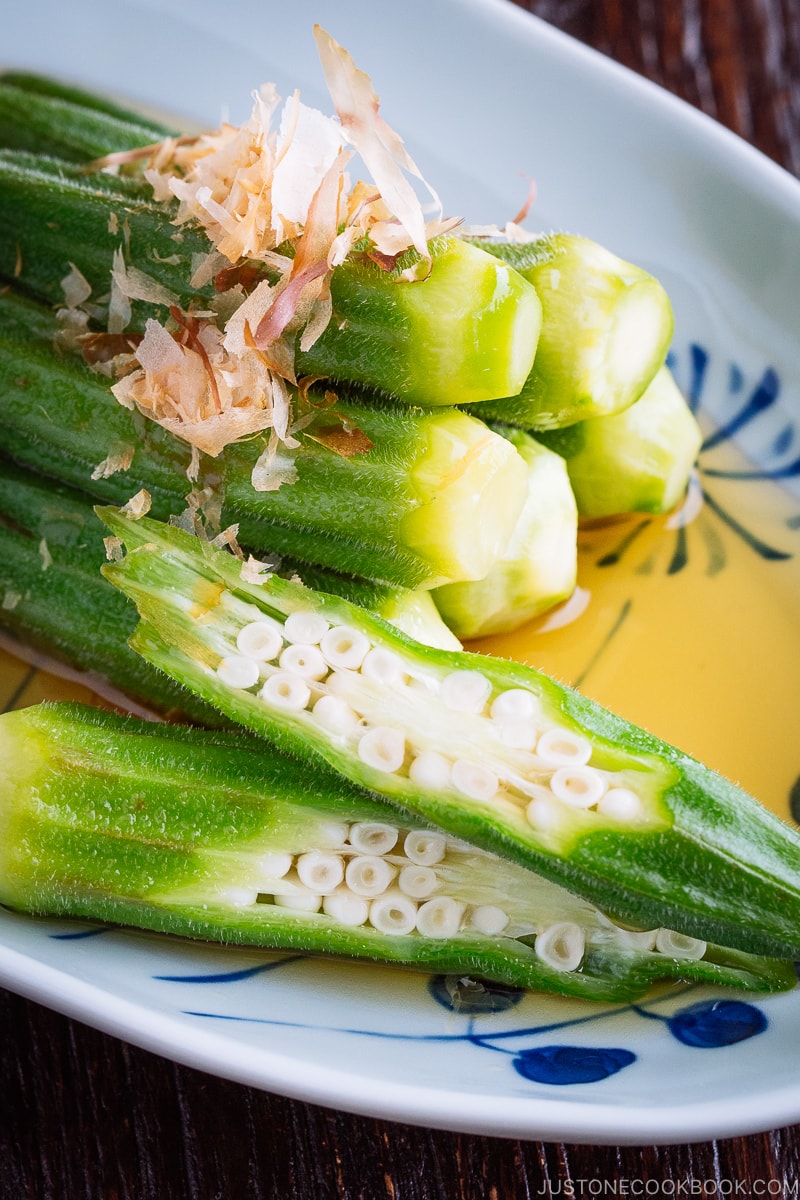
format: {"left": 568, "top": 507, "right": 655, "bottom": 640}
{"left": 535, "top": 921, "right": 586, "bottom": 972}
{"left": 469, "top": 905, "right": 510, "bottom": 936}
{"left": 274, "top": 892, "right": 323, "bottom": 912}
{"left": 320, "top": 625, "right": 371, "bottom": 669}
{"left": 256, "top": 851, "right": 293, "bottom": 879}
{"left": 403, "top": 829, "right": 447, "bottom": 866}
{"left": 498, "top": 719, "right": 539, "bottom": 751}
{"left": 614, "top": 927, "right": 659, "bottom": 951}
{"left": 415, "top": 896, "right": 464, "bottom": 938}
{"left": 219, "top": 886, "right": 259, "bottom": 907}
{"left": 369, "top": 892, "right": 417, "bottom": 936}
{"left": 284, "top": 611, "right": 329, "bottom": 645}
{"left": 279, "top": 643, "right": 328, "bottom": 680}
{"left": 296, "top": 851, "right": 345, "bottom": 894}
{"left": 550, "top": 765, "right": 606, "bottom": 809}
{"left": 260, "top": 672, "right": 311, "bottom": 710}
{"left": 408, "top": 751, "right": 452, "bottom": 792}
{"left": 312, "top": 694, "right": 360, "bottom": 735}
{"left": 236, "top": 621, "right": 284, "bottom": 661}
{"left": 317, "top": 821, "right": 350, "bottom": 848}
{"left": 440, "top": 670, "right": 492, "bottom": 714}
{"left": 322, "top": 891, "right": 369, "bottom": 927}
{"left": 216, "top": 654, "right": 261, "bottom": 689}
{"left": 357, "top": 726, "right": 406, "bottom": 773}
{"left": 348, "top": 822, "right": 399, "bottom": 855}
{"left": 345, "top": 855, "right": 397, "bottom": 897}
{"left": 360, "top": 646, "right": 405, "bottom": 685}
{"left": 398, "top": 864, "right": 438, "bottom": 899}
{"left": 597, "top": 787, "right": 642, "bottom": 821}
{"left": 536, "top": 727, "right": 592, "bottom": 766}
{"left": 450, "top": 759, "right": 499, "bottom": 803}
{"left": 655, "top": 929, "right": 707, "bottom": 961}
{"left": 525, "top": 793, "right": 559, "bottom": 830}
{"left": 490, "top": 689, "right": 540, "bottom": 722}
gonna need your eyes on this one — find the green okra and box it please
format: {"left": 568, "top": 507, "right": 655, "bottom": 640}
{"left": 99, "top": 506, "right": 800, "bottom": 961}
{"left": 0, "top": 151, "right": 541, "bottom": 407}
{"left": 0, "top": 702, "right": 792, "bottom": 1001}
{"left": 433, "top": 428, "right": 578, "bottom": 638}
{"left": 463, "top": 234, "right": 674, "bottom": 429}
{"left": 536, "top": 367, "right": 703, "bottom": 518}
{"left": 0, "top": 289, "right": 528, "bottom": 589}
{"left": 0, "top": 456, "right": 459, "bottom": 723}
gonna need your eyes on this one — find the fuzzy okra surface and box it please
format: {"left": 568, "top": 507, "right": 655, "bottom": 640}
{"left": 98, "top": 507, "right": 800, "bottom": 962}
{"left": 0, "top": 702, "right": 792, "bottom": 1002}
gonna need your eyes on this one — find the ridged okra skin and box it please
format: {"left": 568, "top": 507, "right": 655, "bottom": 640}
{"left": 433, "top": 428, "right": 578, "bottom": 637}
{"left": 0, "top": 456, "right": 459, "bottom": 722}
{"left": 463, "top": 234, "right": 674, "bottom": 430}
{"left": 0, "top": 703, "right": 792, "bottom": 1001}
{"left": 537, "top": 367, "right": 703, "bottom": 518}
{"left": 0, "top": 290, "right": 528, "bottom": 589}
{"left": 99, "top": 507, "right": 800, "bottom": 961}
{"left": 0, "top": 153, "right": 540, "bottom": 407}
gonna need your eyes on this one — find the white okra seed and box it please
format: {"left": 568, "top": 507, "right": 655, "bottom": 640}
{"left": 415, "top": 896, "right": 465, "bottom": 938}
{"left": 348, "top": 822, "right": 399, "bottom": 855}
{"left": 284, "top": 611, "right": 330, "bottom": 645}
{"left": 274, "top": 892, "right": 323, "bottom": 912}
{"left": 345, "top": 855, "right": 397, "bottom": 897}
{"left": 408, "top": 751, "right": 452, "bottom": 792}
{"left": 219, "top": 886, "right": 258, "bottom": 907}
{"left": 320, "top": 625, "right": 371, "bottom": 670}
{"left": 279, "top": 643, "right": 328, "bottom": 680}
{"left": 322, "top": 891, "right": 369, "bottom": 927}
{"left": 550, "top": 765, "right": 606, "bottom": 809}
{"left": 536, "top": 727, "right": 592, "bottom": 766}
{"left": 525, "top": 792, "right": 559, "bottom": 831}
{"left": 535, "top": 921, "right": 586, "bottom": 972}
{"left": 216, "top": 655, "right": 261, "bottom": 690}
{"left": 654, "top": 929, "right": 707, "bottom": 961}
{"left": 236, "top": 621, "right": 284, "bottom": 662}
{"left": 440, "top": 670, "right": 492, "bottom": 714}
{"left": 450, "top": 759, "right": 499, "bottom": 803}
{"left": 614, "top": 927, "right": 659, "bottom": 952}
{"left": 597, "top": 787, "right": 643, "bottom": 821}
{"left": 360, "top": 646, "right": 406, "bottom": 685}
{"left": 398, "top": 864, "right": 438, "bottom": 899}
{"left": 357, "top": 726, "right": 406, "bottom": 773}
{"left": 296, "top": 852, "right": 345, "bottom": 894}
{"left": 490, "top": 688, "right": 540, "bottom": 722}
{"left": 317, "top": 821, "right": 350, "bottom": 848}
{"left": 403, "top": 829, "right": 447, "bottom": 866}
{"left": 260, "top": 672, "right": 311, "bottom": 711}
{"left": 312, "top": 694, "right": 360, "bottom": 735}
{"left": 256, "top": 852, "right": 293, "bottom": 880}
{"left": 469, "top": 905, "right": 510, "bottom": 936}
{"left": 369, "top": 892, "right": 417, "bottom": 936}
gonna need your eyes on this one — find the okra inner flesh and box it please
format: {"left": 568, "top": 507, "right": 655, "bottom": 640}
{"left": 99, "top": 509, "right": 800, "bottom": 960}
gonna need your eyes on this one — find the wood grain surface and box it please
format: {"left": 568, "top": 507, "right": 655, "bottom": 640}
{"left": 2, "top": 2, "right": 799, "bottom": 1196}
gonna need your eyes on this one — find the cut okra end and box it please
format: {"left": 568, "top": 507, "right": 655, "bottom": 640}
{"left": 1, "top": 703, "right": 792, "bottom": 1002}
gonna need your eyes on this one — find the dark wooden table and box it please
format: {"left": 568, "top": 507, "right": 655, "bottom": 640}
{"left": 2, "top": 2, "right": 799, "bottom": 1196}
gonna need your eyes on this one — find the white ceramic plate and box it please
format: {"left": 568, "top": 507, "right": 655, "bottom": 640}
{"left": 2, "top": 0, "right": 800, "bottom": 1145}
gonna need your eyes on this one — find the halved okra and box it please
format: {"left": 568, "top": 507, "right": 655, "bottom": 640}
{"left": 99, "top": 507, "right": 800, "bottom": 960}
{"left": 536, "top": 367, "right": 703, "bottom": 518}
{"left": 0, "top": 289, "right": 528, "bottom": 589}
{"left": 432, "top": 428, "right": 578, "bottom": 638}
{"left": 0, "top": 702, "right": 792, "bottom": 1001}
{"left": 464, "top": 234, "right": 674, "bottom": 430}
{"left": 0, "top": 455, "right": 459, "bottom": 724}
{"left": 0, "top": 151, "right": 541, "bottom": 407}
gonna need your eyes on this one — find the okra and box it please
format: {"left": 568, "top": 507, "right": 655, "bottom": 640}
{"left": 0, "top": 702, "right": 792, "bottom": 1001}
{"left": 0, "top": 289, "right": 528, "bottom": 589}
{"left": 0, "top": 152, "right": 541, "bottom": 407}
{"left": 433, "top": 428, "right": 578, "bottom": 638}
{"left": 0, "top": 456, "right": 459, "bottom": 722}
{"left": 464, "top": 234, "right": 674, "bottom": 429}
{"left": 536, "top": 367, "right": 703, "bottom": 518}
{"left": 0, "top": 74, "right": 174, "bottom": 161}
{"left": 100, "top": 507, "right": 800, "bottom": 960}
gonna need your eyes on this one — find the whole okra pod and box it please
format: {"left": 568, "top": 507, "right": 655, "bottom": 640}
{"left": 0, "top": 702, "right": 791, "bottom": 1001}
{"left": 99, "top": 506, "right": 800, "bottom": 961}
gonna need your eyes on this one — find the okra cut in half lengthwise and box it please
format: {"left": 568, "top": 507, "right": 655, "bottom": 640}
{"left": 0, "top": 703, "right": 793, "bottom": 1002}
{"left": 100, "top": 507, "right": 800, "bottom": 962}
